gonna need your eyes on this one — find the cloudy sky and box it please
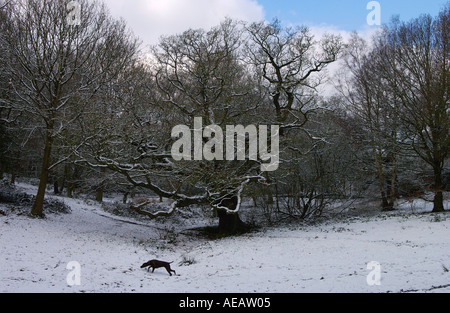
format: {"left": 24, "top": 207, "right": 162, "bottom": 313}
{"left": 104, "top": 0, "right": 447, "bottom": 46}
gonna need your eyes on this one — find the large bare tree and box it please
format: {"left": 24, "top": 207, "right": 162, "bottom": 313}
{"left": 2, "top": 0, "right": 139, "bottom": 216}
{"left": 245, "top": 20, "right": 342, "bottom": 129}
{"left": 245, "top": 20, "right": 343, "bottom": 216}
{"left": 76, "top": 20, "right": 266, "bottom": 234}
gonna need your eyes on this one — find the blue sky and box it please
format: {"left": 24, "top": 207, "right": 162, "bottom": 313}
{"left": 106, "top": 0, "right": 448, "bottom": 46}
{"left": 258, "top": 0, "right": 447, "bottom": 30}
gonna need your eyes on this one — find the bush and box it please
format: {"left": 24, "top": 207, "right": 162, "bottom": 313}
{"left": 0, "top": 181, "right": 71, "bottom": 216}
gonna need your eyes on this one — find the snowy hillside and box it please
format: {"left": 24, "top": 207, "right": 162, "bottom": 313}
{"left": 1, "top": 183, "right": 449, "bottom": 293}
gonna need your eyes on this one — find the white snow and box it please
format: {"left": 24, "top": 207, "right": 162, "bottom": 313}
{"left": 1, "top": 184, "right": 449, "bottom": 293}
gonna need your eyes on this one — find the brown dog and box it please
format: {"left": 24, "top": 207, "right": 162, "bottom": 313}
{"left": 141, "top": 259, "right": 176, "bottom": 276}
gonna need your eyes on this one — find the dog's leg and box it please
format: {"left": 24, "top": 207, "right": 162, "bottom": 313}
{"left": 164, "top": 266, "right": 173, "bottom": 276}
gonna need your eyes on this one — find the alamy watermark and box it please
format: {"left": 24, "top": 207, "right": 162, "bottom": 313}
{"left": 66, "top": 0, "right": 81, "bottom": 26}
{"left": 366, "top": 261, "right": 382, "bottom": 286}
{"left": 367, "top": 1, "right": 381, "bottom": 26}
{"left": 171, "top": 118, "right": 280, "bottom": 172}
{"left": 66, "top": 261, "right": 81, "bottom": 286}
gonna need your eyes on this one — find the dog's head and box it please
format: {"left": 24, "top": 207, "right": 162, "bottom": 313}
{"left": 141, "top": 262, "right": 151, "bottom": 268}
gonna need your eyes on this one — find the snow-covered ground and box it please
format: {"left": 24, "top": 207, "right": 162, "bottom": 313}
{"left": 1, "top": 183, "right": 449, "bottom": 293}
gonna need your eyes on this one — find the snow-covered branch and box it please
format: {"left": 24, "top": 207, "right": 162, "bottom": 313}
{"left": 212, "top": 175, "right": 266, "bottom": 214}
{"left": 0, "top": 1, "right": 10, "bottom": 10}
{"left": 130, "top": 200, "right": 179, "bottom": 219}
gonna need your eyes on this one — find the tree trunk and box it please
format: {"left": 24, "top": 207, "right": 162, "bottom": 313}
{"left": 53, "top": 180, "right": 59, "bottom": 194}
{"left": 217, "top": 210, "right": 248, "bottom": 235}
{"left": 96, "top": 184, "right": 104, "bottom": 203}
{"left": 380, "top": 192, "right": 393, "bottom": 211}
{"left": 433, "top": 166, "right": 445, "bottom": 213}
{"left": 387, "top": 150, "right": 398, "bottom": 208}
{"left": 60, "top": 175, "right": 65, "bottom": 193}
{"left": 10, "top": 170, "right": 16, "bottom": 185}
{"left": 96, "top": 167, "right": 106, "bottom": 203}
{"left": 373, "top": 148, "right": 393, "bottom": 211}
{"left": 9, "top": 151, "right": 21, "bottom": 185}
{"left": 217, "top": 196, "right": 248, "bottom": 235}
{"left": 123, "top": 191, "right": 130, "bottom": 204}
{"left": 67, "top": 182, "right": 73, "bottom": 198}
{"left": 65, "top": 164, "right": 73, "bottom": 198}
{"left": 65, "top": 163, "right": 80, "bottom": 199}
{"left": 275, "top": 180, "right": 280, "bottom": 212}
{"left": 31, "top": 127, "right": 53, "bottom": 217}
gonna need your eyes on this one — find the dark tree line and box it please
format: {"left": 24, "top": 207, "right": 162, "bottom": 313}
{"left": 338, "top": 5, "right": 449, "bottom": 212}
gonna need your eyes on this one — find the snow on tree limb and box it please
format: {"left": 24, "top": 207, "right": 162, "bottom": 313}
{"left": 130, "top": 200, "right": 179, "bottom": 219}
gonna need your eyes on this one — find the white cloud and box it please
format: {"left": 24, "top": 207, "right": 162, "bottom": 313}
{"left": 304, "top": 24, "right": 383, "bottom": 97}
{"left": 308, "top": 23, "right": 380, "bottom": 43}
{"left": 105, "top": 0, "right": 265, "bottom": 46}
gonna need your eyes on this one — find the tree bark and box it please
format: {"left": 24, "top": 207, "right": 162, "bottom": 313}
{"left": 53, "top": 180, "right": 59, "bottom": 194}
{"left": 433, "top": 166, "right": 445, "bottom": 213}
{"left": 373, "top": 147, "right": 394, "bottom": 211}
{"left": 387, "top": 151, "right": 397, "bottom": 208}
{"left": 96, "top": 184, "right": 104, "bottom": 203}
{"left": 216, "top": 196, "right": 248, "bottom": 235}
{"left": 123, "top": 191, "right": 130, "bottom": 204}
{"left": 31, "top": 127, "right": 53, "bottom": 217}
{"left": 10, "top": 170, "right": 15, "bottom": 185}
